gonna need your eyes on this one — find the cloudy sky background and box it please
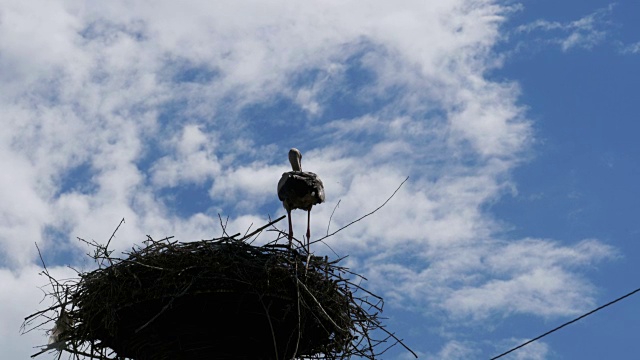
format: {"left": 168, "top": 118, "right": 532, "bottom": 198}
{"left": 1, "top": 0, "right": 639, "bottom": 359}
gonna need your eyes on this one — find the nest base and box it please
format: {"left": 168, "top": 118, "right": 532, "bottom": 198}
{"left": 23, "top": 230, "right": 413, "bottom": 360}
{"left": 102, "top": 291, "right": 317, "bottom": 360}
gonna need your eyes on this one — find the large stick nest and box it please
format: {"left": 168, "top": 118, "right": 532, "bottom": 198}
{"left": 23, "top": 217, "right": 415, "bottom": 360}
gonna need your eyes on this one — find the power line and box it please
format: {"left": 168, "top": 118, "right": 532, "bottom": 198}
{"left": 490, "top": 286, "right": 640, "bottom": 360}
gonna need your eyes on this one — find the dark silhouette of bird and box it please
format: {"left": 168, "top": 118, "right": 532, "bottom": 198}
{"left": 277, "top": 148, "right": 325, "bottom": 251}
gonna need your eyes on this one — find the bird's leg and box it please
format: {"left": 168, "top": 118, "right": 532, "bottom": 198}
{"left": 306, "top": 209, "right": 311, "bottom": 253}
{"left": 287, "top": 208, "right": 293, "bottom": 248}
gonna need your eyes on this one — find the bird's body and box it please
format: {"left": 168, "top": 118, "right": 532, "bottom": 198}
{"left": 277, "top": 148, "right": 325, "bottom": 250}
{"left": 49, "top": 310, "right": 70, "bottom": 347}
{"left": 278, "top": 171, "right": 324, "bottom": 212}
{"left": 30, "top": 309, "right": 71, "bottom": 356}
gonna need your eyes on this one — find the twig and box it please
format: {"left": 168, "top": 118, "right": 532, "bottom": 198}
{"left": 258, "top": 294, "right": 280, "bottom": 360}
{"left": 297, "top": 279, "right": 346, "bottom": 333}
{"left": 241, "top": 215, "right": 286, "bottom": 242}
{"left": 35, "top": 243, "right": 49, "bottom": 276}
{"left": 23, "top": 301, "right": 72, "bottom": 322}
{"left": 309, "top": 176, "right": 408, "bottom": 247}
{"left": 243, "top": 223, "right": 254, "bottom": 238}
{"left": 116, "top": 258, "right": 167, "bottom": 271}
{"left": 375, "top": 325, "right": 418, "bottom": 358}
{"left": 293, "top": 261, "right": 302, "bottom": 358}
{"left": 218, "top": 214, "right": 231, "bottom": 237}
{"left": 326, "top": 199, "right": 341, "bottom": 236}
{"left": 104, "top": 218, "right": 125, "bottom": 254}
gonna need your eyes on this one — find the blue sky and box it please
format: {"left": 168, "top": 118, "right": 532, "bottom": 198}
{"left": 1, "top": 1, "right": 638, "bottom": 359}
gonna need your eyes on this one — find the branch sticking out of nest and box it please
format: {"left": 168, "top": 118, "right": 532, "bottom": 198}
{"left": 23, "top": 178, "right": 416, "bottom": 359}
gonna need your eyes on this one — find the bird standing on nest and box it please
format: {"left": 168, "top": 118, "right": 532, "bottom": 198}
{"left": 277, "top": 148, "right": 325, "bottom": 251}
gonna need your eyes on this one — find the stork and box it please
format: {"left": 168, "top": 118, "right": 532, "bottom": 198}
{"left": 48, "top": 310, "right": 70, "bottom": 350}
{"left": 277, "top": 148, "right": 325, "bottom": 251}
{"left": 31, "top": 307, "right": 72, "bottom": 357}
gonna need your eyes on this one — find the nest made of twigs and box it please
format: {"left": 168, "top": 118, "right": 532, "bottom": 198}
{"left": 79, "top": 235, "right": 355, "bottom": 359}
{"left": 23, "top": 219, "right": 415, "bottom": 360}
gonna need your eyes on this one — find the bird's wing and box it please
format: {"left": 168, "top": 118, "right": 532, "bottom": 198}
{"left": 316, "top": 181, "right": 325, "bottom": 203}
{"left": 313, "top": 174, "right": 325, "bottom": 202}
{"left": 303, "top": 172, "right": 325, "bottom": 203}
{"left": 277, "top": 172, "right": 289, "bottom": 201}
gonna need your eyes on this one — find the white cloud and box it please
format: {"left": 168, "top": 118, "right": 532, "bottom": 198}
{"left": 426, "top": 340, "right": 477, "bottom": 360}
{"left": 492, "top": 338, "right": 550, "bottom": 360}
{"left": 151, "top": 124, "right": 222, "bottom": 187}
{"left": 0, "top": 0, "right": 617, "bottom": 358}
{"left": 514, "top": 5, "right": 614, "bottom": 52}
{"left": 210, "top": 163, "right": 284, "bottom": 210}
{"left": 363, "top": 238, "right": 614, "bottom": 320}
{"left": 620, "top": 41, "right": 640, "bottom": 54}
{"left": 0, "top": 265, "right": 77, "bottom": 359}
{"left": 0, "top": 148, "right": 51, "bottom": 267}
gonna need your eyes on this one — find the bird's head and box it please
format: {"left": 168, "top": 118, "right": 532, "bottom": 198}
{"left": 288, "top": 148, "right": 302, "bottom": 171}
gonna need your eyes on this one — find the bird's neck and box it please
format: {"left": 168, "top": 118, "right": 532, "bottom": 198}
{"left": 290, "top": 159, "right": 302, "bottom": 171}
